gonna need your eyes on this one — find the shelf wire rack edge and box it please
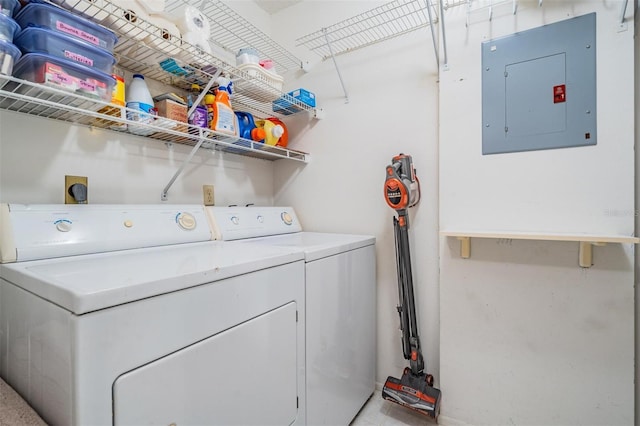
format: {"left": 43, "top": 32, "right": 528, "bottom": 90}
{"left": 49, "top": 0, "right": 314, "bottom": 117}
{"left": 167, "top": 0, "right": 302, "bottom": 73}
{"left": 296, "top": 0, "right": 439, "bottom": 59}
{"left": 0, "top": 76, "right": 308, "bottom": 162}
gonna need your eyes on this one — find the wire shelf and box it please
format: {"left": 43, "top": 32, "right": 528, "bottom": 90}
{"left": 165, "top": 0, "right": 302, "bottom": 73}
{"left": 296, "top": 0, "right": 438, "bottom": 59}
{"left": 48, "top": 0, "right": 313, "bottom": 117}
{"left": 0, "top": 76, "right": 308, "bottom": 163}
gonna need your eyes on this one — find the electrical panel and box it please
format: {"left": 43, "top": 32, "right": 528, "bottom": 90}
{"left": 481, "top": 13, "right": 596, "bottom": 155}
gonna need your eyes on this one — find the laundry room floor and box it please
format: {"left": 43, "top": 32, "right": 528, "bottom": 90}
{"left": 351, "top": 389, "right": 435, "bottom": 425}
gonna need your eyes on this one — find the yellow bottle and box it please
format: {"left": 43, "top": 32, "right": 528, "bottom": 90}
{"left": 255, "top": 119, "right": 284, "bottom": 146}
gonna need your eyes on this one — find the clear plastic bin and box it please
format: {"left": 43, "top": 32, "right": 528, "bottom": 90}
{"left": 15, "top": 3, "right": 117, "bottom": 52}
{"left": 15, "top": 27, "right": 116, "bottom": 74}
{"left": 12, "top": 52, "right": 115, "bottom": 101}
{"left": 233, "top": 62, "right": 283, "bottom": 102}
{"left": 0, "top": 38, "right": 20, "bottom": 75}
{"left": 0, "top": 0, "right": 19, "bottom": 18}
{"left": 0, "top": 13, "right": 19, "bottom": 42}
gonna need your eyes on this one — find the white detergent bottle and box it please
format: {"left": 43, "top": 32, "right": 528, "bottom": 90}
{"left": 126, "top": 74, "right": 155, "bottom": 136}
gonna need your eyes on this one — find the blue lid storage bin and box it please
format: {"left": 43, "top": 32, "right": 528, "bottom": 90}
{"left": 12, "top": 52, "right": 116, "bottom": 101}
{"left": 0, "top": 38, "right": 20, "bottom": 75}
{"left": 15, "top": 3, "right": 117, "bottom": 52}
{"left": 272, "top": 88, "right": 316, "bottom": 115}
{"left": 15, "top": 27, "right": 116, "bottom": 74}
{"left": 0, "top": 13, "right": 19, "bottom": 42}
{"left": 0, "top": 0, "right": 19, "bottom": 18}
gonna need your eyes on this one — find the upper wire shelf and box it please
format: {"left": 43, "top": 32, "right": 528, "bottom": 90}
{"left": 296, "top": 0, "right": 439, "bottom": 60}
{"left": 165, "top": 0, "right": 302, "bottom": 73}
{"left": 0, "top": 76, "right": 308, "bottom": 163}
{"left": 50, "top": 0, "right": 313, "bottom": 118}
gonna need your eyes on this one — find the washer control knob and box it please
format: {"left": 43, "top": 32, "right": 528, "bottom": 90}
{"left": 231, "top": 216, "right": 240, "bottom": 225}
{"left": 55, "top": 220, "right": 72, "bottom": 232}
{"left": 281, "top": 212, "right": 293, "bottom": 225}
{"left": 177, "top": 213, "right": 197, "bottom": 230}
{"left": 124, "top": 220, "right": 133, "bottom": 228}
{"left": 257, "top": 215, "right": 264, "bottom": 223}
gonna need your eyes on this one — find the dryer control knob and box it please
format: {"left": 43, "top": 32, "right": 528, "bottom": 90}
{"left": 281, "top": 212, "right": 293, "bottom": 225}
{"left": 55, "top": 220, "right": 72, "bottom": 232}
{"left": 257, "top": 215, "right": 264, "bottom": 223}
{"left": 177, "top": 213, "right": 197, "bottom": 230}
{"left": 231, "top": 216, "right": 240, "bottom": 225}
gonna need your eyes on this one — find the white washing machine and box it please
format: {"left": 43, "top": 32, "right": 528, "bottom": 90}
{"left": 0, "top": 204, "right": 306, "bottom": 426}
{"left": 206, "top": 206, "right": 376, "bottom": 426}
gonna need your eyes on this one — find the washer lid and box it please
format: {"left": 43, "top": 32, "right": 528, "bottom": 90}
{"left": 0, "top": 241, "right": 303, "bottom": 314}
{"left": 242, "top": 232, "right": 375, "bottom": 262}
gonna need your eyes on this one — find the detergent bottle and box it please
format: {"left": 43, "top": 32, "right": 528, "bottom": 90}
{"left": 266, "top": 117, "right": 288, "bottom": 147}
{"left": 210, "top": 76, "right": 238, "bottom": 137}
{"left": 235, "top": 111, "right": 266, "bottom": 142}
{"left": 204, "top": 93, "right": 215, "bottom": 128}
{"left": 126, "top": 74, "right": 156, "bottom": 136}
{"left": 187, "top": 83, "right": 207, "bottom": 130}
{"left": 256, "top": 119, "right": 285, "bottom": 146}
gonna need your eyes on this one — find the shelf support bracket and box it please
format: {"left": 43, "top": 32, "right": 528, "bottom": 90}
{"left": 438, "top": 0, "right": 449, "bottom": 70}
{"left": 457, "top": 236, "right": 471, "bottom": 259}
{"left": 161, "top": 68, "right": 223, "bottom": 201}
{"left": 161, "top": 128, "right": 208, "bottom": 201}
{"left": 619, "top": 0, "right": 628, "bottom": 24}
{"left": 424, "top": 0, "right": 439, "bottom": 65}
{"left": 323, "top": 28, "right": 349, "bottom": 103}
{"left": 578, "top": 241, "right": 607, "bottom": 268}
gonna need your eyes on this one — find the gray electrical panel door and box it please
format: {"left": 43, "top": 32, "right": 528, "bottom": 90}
{"left": 482, "top": 13, "right": 596, "bottom": 155}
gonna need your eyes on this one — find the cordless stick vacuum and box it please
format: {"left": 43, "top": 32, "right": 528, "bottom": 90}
{"left": 381, "top": 154, "right": 442, "bottom": 419}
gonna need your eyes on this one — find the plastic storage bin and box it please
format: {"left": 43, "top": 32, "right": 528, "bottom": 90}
{"left": 234, "top": 62, "right": 283, "bottom": 102}
{"left": 12, "top": 52, "right": 115, "bottom": 101}
{"left": 0, "top": 38, "right": 20, "bottom": 75}
{"left": 15, "top": 3, "right": 117, "bottom": 52}
{"left": 0, "top": 0, "right": 19, "bottom": 18}
{"left": 15, "top": 27, "right": 116, "bottom": 74}
{"left": 272, "top": 88, "right": 316, "bottom": 115}
{"left": 0, "top": 13, "right": 19, "bottom": 42}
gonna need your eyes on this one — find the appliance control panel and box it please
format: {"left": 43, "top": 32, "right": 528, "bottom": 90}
{"left": 0, "top": 204, "right": 212, "bottom": 263}
{"left": 206, "top": 207, "right": 302, "bottom": 241}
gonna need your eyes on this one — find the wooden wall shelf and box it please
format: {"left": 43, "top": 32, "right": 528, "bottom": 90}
{"left": 440, "top": 230, "right": 640, "bottom": 268}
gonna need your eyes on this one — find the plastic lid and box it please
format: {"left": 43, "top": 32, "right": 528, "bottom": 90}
{"left": 251, "top": 127, "right": 266, "bottom": 141}
{"left": 0, "top": 38, "right": 20, "bottom": 61}
{"left": 133, "top": 74, "right": 144, "bottom": 79}
{"left": 203, "top": 94, "right": 215, "bottom": 104}
{"left": 271, "top": 125, "right": 284, "bottom": 138}
{"left": 14, "top": 3, "right": 118, "bottom": 48}
{"left": 0, "top": 13, "right": 20, "bottom": 40}
{"left": 236, "top": 47, "right": 258, "bottom": 57}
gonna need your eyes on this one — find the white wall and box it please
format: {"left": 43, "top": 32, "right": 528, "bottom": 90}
{"left": 0, "top": 110, "right": 275, "bottom": 206}
{"left": 269, "top": 0, "right": 636, "bottom": 425}
{"left": 438, "top": 1, "right": 635, "bottom": 424}
{"left": 269, "top": 0, "right": 442, "bottom": 392}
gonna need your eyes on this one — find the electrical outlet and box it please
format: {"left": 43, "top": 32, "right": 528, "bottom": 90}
{"left": 65, "top": 175, "right": 88, "bottom": 204}
{"left": 203, "top": 185, "right": 215, "bottom": 206}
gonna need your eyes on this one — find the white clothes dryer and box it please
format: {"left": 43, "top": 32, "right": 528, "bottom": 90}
{"left": 206, "top": 206, "right": 376, "bottom": 426}
{"left": 0, "top": 204, "right": 306, "bottom": 426}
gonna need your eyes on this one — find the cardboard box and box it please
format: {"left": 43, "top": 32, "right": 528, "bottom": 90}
{"left": 154, "top": 98, "right": 188, "bottom": 133}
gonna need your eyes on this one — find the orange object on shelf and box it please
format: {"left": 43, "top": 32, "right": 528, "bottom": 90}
{"left": 266, "top": 117, "right": 288, "bottom": 147}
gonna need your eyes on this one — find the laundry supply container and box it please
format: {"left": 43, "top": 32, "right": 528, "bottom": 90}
{"left": 12, "top": 52, "right": 115, "bottom": 101}
{"left": 15, "top": 3, "right": 117, "bottom": 52}
{"left": 14, "top": 27, "right": 116, "bottom": 74}
{"left": 0, "top": 13, "right": 19, "bottom": 42}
